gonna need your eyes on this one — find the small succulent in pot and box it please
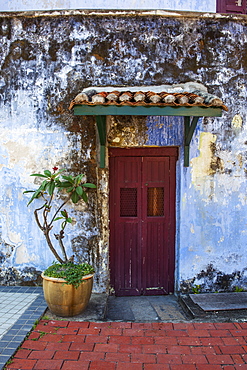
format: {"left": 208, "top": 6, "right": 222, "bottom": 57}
{"left": 23, "top": 167, "right": 96, "bottom": 286}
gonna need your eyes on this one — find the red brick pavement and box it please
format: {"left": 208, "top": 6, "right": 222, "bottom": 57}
{"left": 5, "top": 321, "right": 247, "bottom": 370}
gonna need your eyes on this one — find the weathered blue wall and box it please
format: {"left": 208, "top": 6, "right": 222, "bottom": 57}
{"left": 0, "top": 10, "right": 246, "bottom": 293}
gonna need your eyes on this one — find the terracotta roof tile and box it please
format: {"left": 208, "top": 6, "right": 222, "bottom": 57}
{"left": 69, "top": 85, "right": 228, "bottom": 111}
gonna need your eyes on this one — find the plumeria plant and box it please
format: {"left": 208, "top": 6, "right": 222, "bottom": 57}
{"left": 23, "top": 167, "right": 96, "bottom": 286}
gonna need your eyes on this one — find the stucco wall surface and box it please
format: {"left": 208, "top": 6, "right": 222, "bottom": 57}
{"left": 0, "top": 10, "right": 246, "bottom": 293}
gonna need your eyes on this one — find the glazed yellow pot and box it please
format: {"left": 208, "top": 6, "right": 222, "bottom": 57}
{"left": 41, "top": 272, "right": 94, "bottom": 317}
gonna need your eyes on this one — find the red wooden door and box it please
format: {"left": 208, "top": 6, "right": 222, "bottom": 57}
{"left": 109, "top": 147, "right": 178, "bottom": 296}
{"left": 217, "top": 0, "right": 246, "bottom": 13}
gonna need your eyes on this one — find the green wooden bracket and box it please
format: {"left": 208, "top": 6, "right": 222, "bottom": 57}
{"left": 184, "top": 116, "right": 201, "bottom": 167}
{"left": 95, "top": 115, "right": 106, "bottom": 168}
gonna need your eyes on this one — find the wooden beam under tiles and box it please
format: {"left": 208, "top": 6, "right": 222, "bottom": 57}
{"left": 73, "top": 105, "right": 222, "bottom": 117}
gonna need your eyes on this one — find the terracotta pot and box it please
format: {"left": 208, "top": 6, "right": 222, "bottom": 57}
{"left": 41, "top": 272, "right": 94, "bottom": 317}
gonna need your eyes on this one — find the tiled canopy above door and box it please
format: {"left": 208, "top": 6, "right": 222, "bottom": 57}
{"left": 69, "top": 82, "right": 228, "bottom": 167}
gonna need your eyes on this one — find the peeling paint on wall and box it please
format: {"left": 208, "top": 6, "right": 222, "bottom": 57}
{"left": 232, "top": 114, "right": 243, "bottom": 129}
{"left": 191, "top": 132, "right": 224, "bottom": 196}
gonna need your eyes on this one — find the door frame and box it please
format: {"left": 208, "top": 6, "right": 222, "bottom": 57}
{"left": 109, "top": 146, "right": 178, "bottom": 295}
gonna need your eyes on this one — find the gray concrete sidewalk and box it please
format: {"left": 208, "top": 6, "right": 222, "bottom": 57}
{"left": 45, "top": 292, "right": 247, "bottom": 323}
{"left": 44, "top": 293, "right": 189, "bottom": 323}
{"left": 106, "top": 294, "right": 188, "bottom": 322}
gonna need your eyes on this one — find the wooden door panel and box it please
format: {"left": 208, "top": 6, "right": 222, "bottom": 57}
{"left": 110, "top": 156, "right": 142, "bottom": 296}
{"left": 143, "top": 222, "right": 168, "bottom": 295}
{"left": 142, "top": 157, "right": 170, "bottom": 295}
{"left": 116, "top": 157, "right": 140, "bottom": 184}
{"left": 115, "top": 222, "right": 141, "bottom": 295}
{"left": 109, "top": 148, "right": 178, "bottom": 296}
{"left": 144, "top": 157, "right": 167, "bottom": 182}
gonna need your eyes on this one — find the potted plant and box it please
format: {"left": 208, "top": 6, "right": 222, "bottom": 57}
{"left": 23, "top": 167, "right": 96, "bottom": 317}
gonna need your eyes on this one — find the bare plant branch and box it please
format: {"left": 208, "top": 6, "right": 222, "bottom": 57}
{"left": 54, "top": 230, "right": 68, "bottom": 262}
{"left": 48, "top": 195, "right": 72, "bottom": 228}
{"left": 34, "top": 203, "right": 47, "bottom": 231}
{"left": 43, "top": 229, "right": 65, "bottom": 264}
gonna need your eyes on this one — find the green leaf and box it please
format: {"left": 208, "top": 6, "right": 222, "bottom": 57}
{"left": 83, "top": 183, "right": 96, "bottom": 188}
{"left": 47, "top": 181, "right": 55, "bottom": 196}
{"left": 66, "top": 217, "right": 72, "bottom": 223}
{"left": 30, "top": 173, "right": 48, "bottom": 178}
{"left": 61, "top": 175, "right": 74, "bottom": 183}
{"left": 61, "top": 210, "right": 67, "bottom": 217}
{"left": 57, "top": 181, "right": 73, "bottom": 188}
{"left": 36, "top": 180, "right": 47, "bottom": 192}
{"left": 27, "top": 189, "right": 42, "bottom": 205}
{"left": 81, "top": 190, "right": 88, "bottom": 202}
{"left": 54, "top": 169, "right": 65, "bottom": 177}
{"left": 75, "top": 174, "right": 84, "bottom": 184}
{"left": 44, "top": 170, "right": 52, "bottom": 177}
{"left": 66, "top": 187, "right": 74, "bottom": 193}
{"left": 71, "top": 191, "right": 79, "bottom": 204}
{"left": 76, "top": 186, "right": 83, "bottom": 196}
{"left": 54, "top": 217, "right": 64, "bottom": 221}
{"left": 23, "top": 190, "right": 35, "bottom": 194}
{"left": 41, "top": 179, "right": 48, "bottom": 188}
